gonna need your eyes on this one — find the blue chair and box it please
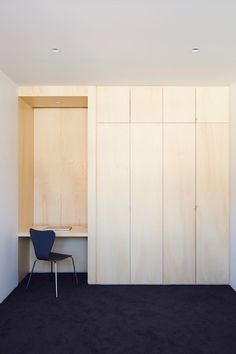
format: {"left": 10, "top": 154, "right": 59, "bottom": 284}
{"left": 26, "top": 228, "right": 78, "bottom": 297}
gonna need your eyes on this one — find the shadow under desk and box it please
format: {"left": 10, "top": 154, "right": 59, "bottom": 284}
{"left": 18, "top": 225, "right": 88, "bottom": 282}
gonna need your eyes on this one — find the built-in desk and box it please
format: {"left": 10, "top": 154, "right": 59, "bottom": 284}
{"left": 18, "top": 225, "right": 88, "bottom": 282}
{"left": 18, "top": 225, "right": 88, "bottom": 238}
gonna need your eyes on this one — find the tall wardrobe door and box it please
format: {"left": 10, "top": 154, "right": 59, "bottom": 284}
{"left": 164, "top": 124, "right": 195, "bottom": 284}
{"left": 97, "top": 124, "right": 130, "bottom": 284}
{"left": 131, "top": 124, "right": 162, "bottom": 284}
{"left": 196, "top": 124, "right": 229, "bottom": 284}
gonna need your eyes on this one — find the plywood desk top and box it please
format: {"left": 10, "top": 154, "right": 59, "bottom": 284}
{"left": 18, "top": 225, "right": 88, "bottom": 238}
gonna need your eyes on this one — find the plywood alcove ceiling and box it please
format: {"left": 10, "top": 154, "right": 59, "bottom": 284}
{"left": 21, "top": 96, "right": 88, "bottom": 108}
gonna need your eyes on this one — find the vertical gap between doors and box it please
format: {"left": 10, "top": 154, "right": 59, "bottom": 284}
{"left": 129, "top": 88, "right": 132, "bottom": 284}
{"left": 195, "top": 88, "right": 197, "bottom": 284}
{"left": 162, "top": 87, "right": 165, "bottom": 284}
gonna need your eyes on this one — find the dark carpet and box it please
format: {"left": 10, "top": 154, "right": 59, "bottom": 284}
{"left": 0, "top": 274, "right": 236, "bottom": 354}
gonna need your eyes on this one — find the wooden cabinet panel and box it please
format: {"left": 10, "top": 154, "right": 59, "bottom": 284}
{"left": 163, "top": 87, "right": 195, "bottom": 122}
{"left": 87, "top": 86, "right": 98, "bottom": 284}
{"left": 97, "top": 87, "right": 130, "bottom": 122}
{"left": 18, "top": 98, "right": 34, "bottom": 232}
{"left": 196, "top": 124, "right": 229, "bottom": 284}
{"left": 131, "top": 124, "right": 162, "bottom": 284}
{"left": 97, "top": 124, "right": 130, "bottom": 283}
{"left": 131, "top": 87, "right": 162, "bottom": 122}
{"left": 196, "top": 87, "right": 229, "bottom": 122}
{"left": 34, "top": 108, "right": 87, "bottom": 226}
{"left": 164, "top": 124, "right": 195, "bottom": 284}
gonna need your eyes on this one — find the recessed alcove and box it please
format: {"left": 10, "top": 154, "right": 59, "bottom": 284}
{"left": 18, "top": 95, "right": 88, "bottom": 279}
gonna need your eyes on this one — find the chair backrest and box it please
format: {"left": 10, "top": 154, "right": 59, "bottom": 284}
{"left": 30, "top": 228, "right": 55, "bottom": 260}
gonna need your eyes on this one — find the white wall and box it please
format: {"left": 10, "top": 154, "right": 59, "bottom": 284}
{"left": 230, "top": 82, "right": 236, "bottom": 290}
{"left": 0, "top": 70, "right": 18, "bottom": 302}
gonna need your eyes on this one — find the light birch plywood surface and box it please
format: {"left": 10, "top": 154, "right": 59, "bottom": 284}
{"left": 87, "top": 87, "right": 97, "bottom": 284}
{"left": 20, "top": 96, "right": 88, "bottom": 108}
{"left": 196, "top": 87, "right": 229, "bottom": 122}
{"left": 34, "top": 108, "right": 88, "bottom": 226}
{"left": 18, "top": 86, "right": 88, "bottom": 97}
{"left": 131, "top": 124, "right": 163, "bottom": 284}
{"left": 196, "top": 123, "right": 229, "bottom": 284}
{"left": 163, "top": 124, "right": 196, "bottom": 284}
{"left": 97, "top": 124, "right": 130, "bottom": 283}
{"left": 18, "top": 224, "right": 88, "bottom": 237}
{"left": 18, "top": 98, "right": 34, "bottom": 232}
{"left": 97, "top": 87, "right": 130, "bottom": 123}
{"left": 131, "top": 87, "right": 162, "bottom": 122}
{"left": 163, "top": 87, "right": 195, "bottom": 122}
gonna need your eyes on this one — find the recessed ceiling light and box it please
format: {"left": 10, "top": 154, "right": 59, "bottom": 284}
{"left": 51, "top": 48, "right": 61, "bottom": 53}
{"left": 192, "top": 48, "right": 200, "bottom": 53}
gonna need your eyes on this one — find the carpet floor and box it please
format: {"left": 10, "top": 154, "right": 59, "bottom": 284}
{"left": 0, "top": 273, "right": 236, "bottom": 354}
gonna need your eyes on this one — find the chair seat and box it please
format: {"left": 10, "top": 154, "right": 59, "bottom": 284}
{"left": 48, "top": 252, "right": 72, "bottom": 261}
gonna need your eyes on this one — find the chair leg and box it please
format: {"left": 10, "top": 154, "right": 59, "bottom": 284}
{"left": 26, "top": 260, "right": 37, "bottom": 289}
{"left": 71, "top": 256, "right": 78, "bottom": 286}
{"left": 50, "top": 261, "right": 53, "bottom": 282}
{"left": 54, "top": 261, "right": 58, "bottom": 298}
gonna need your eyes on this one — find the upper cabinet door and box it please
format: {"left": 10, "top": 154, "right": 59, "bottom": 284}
{"left": 163, "top": 87, "right": 195, "bottom": 122}
{"left": 196, "top": 87, "right": 229, "bottom": 122}
{"left": 97, "top": 87, "right": 130, "bottom": 123}
{"left": 131, "top": 87, "right": 162, "bottom": 122}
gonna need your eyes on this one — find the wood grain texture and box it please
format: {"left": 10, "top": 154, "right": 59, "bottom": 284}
{"left": 163, "top": 87, "right": 195, "bottom": 122}
{"left": 163, "top": 124, "right": 196, "bottom": 284}
{"left": 97, "top": 87, "right": 130, "bottom": 122}
{"left": 18, "top": 98, "right": 34, "bottom": 232}
{"left": 131, "top": 124, "right": 162, "bottom": 284}
{"left": 34, "top": 108, "right": 88, "bottom": 226}
{"left": 196, "top": 87, "right": 229, "bottom": 122}
{"left": 131, "top": 87, "right": 162, "bottom": 122}
{"left": 87, "top": 87, "right": 97, "bottom": 283}
{"left": 18, "top": 86, "right": 88, "bottom": 97}
{"left": 18, "top": 224, "right": 88, "bottom": 237}
{"left": 97, "top": 124, "right": 130, "bottom": 284}
{"left": 20, "top": 96, "right": 88, "bottom": 108}
{"left": 196, "top": 123, "right": 229, "bottom": 284}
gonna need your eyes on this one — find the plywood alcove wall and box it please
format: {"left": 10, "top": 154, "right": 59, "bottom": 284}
{"left": 18, "top": 96, "right": 88, "bottom": 231}
{"left": 18, "top": 95, "right": 89, "bottom": 276}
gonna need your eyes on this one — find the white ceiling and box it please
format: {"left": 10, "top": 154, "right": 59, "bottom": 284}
{"left": 0, "top": 0, "right": 236, "bottom": 86}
